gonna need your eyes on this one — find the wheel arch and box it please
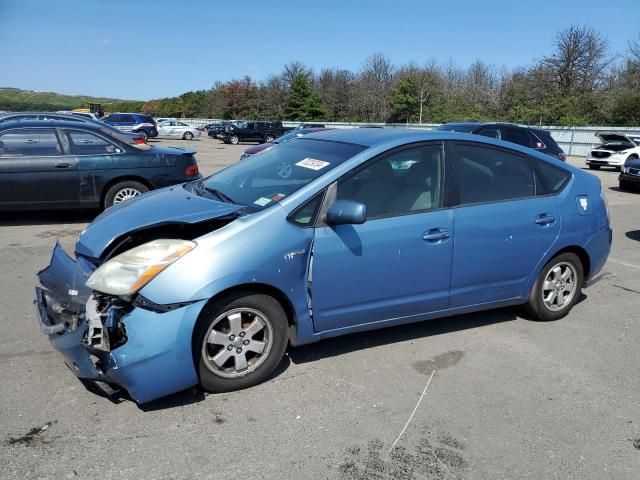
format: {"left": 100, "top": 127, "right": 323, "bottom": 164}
{"left": 550, "top": 245, "right": 591, "bottom": 280}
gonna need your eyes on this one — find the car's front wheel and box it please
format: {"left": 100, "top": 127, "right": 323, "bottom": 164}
{"left": 526, "top": 252, "right": 583, "bottom": 321}
{"left": 183, "top": 131, "right": 194, "bottom": 140}
{"left": 264, "top": 134, "right": 275, "bottom": 143}
{"left": 229, "top": 134, "right": 240, "bottom": 145}
{"left": 103, "top": 180, "right": 149, "bottom": 209}
{"left": 194, "top": 292, "right": 288, "bottom": 393}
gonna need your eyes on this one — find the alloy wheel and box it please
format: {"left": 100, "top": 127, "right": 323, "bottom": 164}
{"left": 542, "top": 261, "right": 577, "bottom": 311}
{"left": 201, "top": 307, "right": 273, "bottom": 378}
{"left": 113, "top": 187, "right": 142, "bottom": 204}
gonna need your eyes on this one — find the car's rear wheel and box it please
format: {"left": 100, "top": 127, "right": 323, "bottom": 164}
{"left": 229, "top": 135, "right": 240, "bottom": 145}
{"left": 103, "top": 180, "right": 149, "bottom": 209}
{"left": 194, "top": 293, "right": 288, "bottom": 393}
{"left": 264, "top": 134, "right": 275, "bottom": 143}
{"left": 588, "top": 165, "right": 600, "bottom": 170}
{"left": 526, "top": 253, "right": 583, "bottom": 321}
{"left": 183, "top": 131, "right": 194, "bottom": 140}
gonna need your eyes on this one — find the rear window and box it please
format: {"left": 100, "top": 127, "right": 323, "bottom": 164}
{"left": 138, "top": 115, "right": 155, "bottom": 123}
{"left": 501, "top": 127, "right": 534, "bottom": 148}
{"left": 532, "top": 130, "right": 563, "bottom": 154}
{"left": 535, "top": 159, "right": 571, "bottom": 194}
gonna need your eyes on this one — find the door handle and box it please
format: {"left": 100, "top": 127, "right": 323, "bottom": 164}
{"left": 422, "top": 229, "right": 451, "bottom": 242}
{"left": 24, "top": 139, "right": 37, "bottom": 144}
{"left": 55, "top": 163, "right": 71, "bottom": 169}
{"left": 535, "top": 214, "right": 556, "bottom": 226}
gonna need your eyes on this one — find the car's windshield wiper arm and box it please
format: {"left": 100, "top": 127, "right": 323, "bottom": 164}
{"left": 203, "top": 186, "right": 236, "bottom": 204}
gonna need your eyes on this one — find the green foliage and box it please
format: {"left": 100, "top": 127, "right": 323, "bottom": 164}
{"left": 283, "top": 74, "right": 326, "bottom": 121}
{"left": 0, "top": 87, "right": 142, "bottom": 113}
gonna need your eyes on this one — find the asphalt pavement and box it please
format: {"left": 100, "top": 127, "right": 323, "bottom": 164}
{"left": 1, "top": 136, "right": 639, "bottom": 479}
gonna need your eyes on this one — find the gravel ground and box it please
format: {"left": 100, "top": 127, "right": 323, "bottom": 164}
{"left": 0, "top": 135, "right": 639, "bottom": 479}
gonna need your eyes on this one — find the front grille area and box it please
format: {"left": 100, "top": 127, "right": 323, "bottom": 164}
{"left": 628, "top": 168, "right": 640, "bottom": 176}
{"left": 591, "top": 151, "right": 611, "bottom": 159}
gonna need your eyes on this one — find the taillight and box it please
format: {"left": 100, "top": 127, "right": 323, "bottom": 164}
{"left": 185, "top": 164, "right": 199, "bottom": 176}
{"left": 133, "top": 137, "right": 146, "bottom": 145}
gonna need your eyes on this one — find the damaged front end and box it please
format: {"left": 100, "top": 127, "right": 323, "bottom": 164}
{"left": 35, "top": 242, "right": 206, "bottom": 404}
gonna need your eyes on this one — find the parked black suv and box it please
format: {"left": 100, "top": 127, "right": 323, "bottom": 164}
{"left": 222, "top": 121, "right": 284, "bottom": 144}
{"left": 436, "top": 122, "right": 566, "bottom": 161}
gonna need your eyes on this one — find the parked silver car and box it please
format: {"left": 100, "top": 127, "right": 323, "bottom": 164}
{"left": 156, "top": 120, "right": 201, "bottom": 140}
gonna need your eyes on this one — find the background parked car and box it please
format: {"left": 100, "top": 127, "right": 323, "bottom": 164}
{"left": 102, "top": 113, "right": 158, "bottom": 141}
{"left": 157, "top": 120, "right": 201, "bottom": 140}
{"left": 239, "top": 127, "right": 330, "bottom": 160}
{"left": 222, "top": 120, "right": 284, "bottom": 144}
{"left": 56, "top": 110, "right": 101, "bottom": 121}
{"left": 0, "top": 111, "right": 146, "bottom": 145}
{"left": 207, "top": 121, "right": 235, "bottom": 139}
{"left": 0, "top": 120, "right": 201, "bottom": 210}
{"left": 436, "top": 122, "right": 566, "bottom": 161}
{"left": 586, "top": 131, "right": 640, "bottom": 171}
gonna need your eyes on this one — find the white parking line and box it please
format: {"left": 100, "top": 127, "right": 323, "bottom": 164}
{"left": 607, "top": 258, "right": 640, "bottom": 271}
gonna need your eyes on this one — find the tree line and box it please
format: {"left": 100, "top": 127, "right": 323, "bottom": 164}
{"left": 139, "top": 26, "right": 639, "bottom": 126}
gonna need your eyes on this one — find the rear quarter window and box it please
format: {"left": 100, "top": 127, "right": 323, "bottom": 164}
{"left": 534, "top": 159, "right": 571, "bottom": 194}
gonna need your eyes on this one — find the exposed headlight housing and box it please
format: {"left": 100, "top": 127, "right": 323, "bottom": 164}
{"left": 86, "top": 239, "right": 196, "bottom": 296}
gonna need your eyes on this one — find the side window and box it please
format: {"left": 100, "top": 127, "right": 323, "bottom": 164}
{"left": 0, "top": 129, "right": 62, "bottom": 156}
{"left": 246, "top": 123, "right": 255, "bottom": 130}
{"left": 454, "top": 144, "right": 535, "bottom": 205}
{"left": 66, "top": 130, "right": 120, "bottom": 155}
{"left": 476, "top": 127, "right": 501, "bottom": 139}
{"left": 337, "top": 144, "right": 444, "bottom": 219}
{"left": 290, "top": 191, "right": 325, "bottom": 227}
{"left": 105, "top": 114, "right": 120, "bottom": 122}
{"left": 535, "top": 159, "right": 571, "bottom": 194}
{"left": 122, "top": 115, "right": 136, "bottom": 123}
{"left": 501, "top": 127, "right": 534, "bottom": 148}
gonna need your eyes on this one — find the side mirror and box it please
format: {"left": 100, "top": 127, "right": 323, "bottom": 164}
{"left": 326, "top": 199, "right": 367, "bottom": 226}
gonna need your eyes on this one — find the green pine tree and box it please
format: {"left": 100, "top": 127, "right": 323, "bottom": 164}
{"left": 283, "top": 74, "right": 326, "bottom": 121}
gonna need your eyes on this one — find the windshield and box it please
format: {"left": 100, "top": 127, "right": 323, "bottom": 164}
{"left": 201, "top": 138, "right": 366, "bottom": 211}
{"left": 274, "top": 130, "right": 304, "bottom": 144}
{"left": 436, "top": 124, "right": 477, "bottom": 133}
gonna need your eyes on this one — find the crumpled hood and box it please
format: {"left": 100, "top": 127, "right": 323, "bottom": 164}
{"left": 76, "top": 184, "right": 244, "bottom": 259}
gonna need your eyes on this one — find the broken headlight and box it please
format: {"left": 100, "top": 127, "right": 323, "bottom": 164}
{"left": 86, "top": 239, "right": 196, "bottom": 296}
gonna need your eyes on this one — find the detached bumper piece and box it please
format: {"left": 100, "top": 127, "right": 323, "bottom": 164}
{"left": 36, "top": 243, "right": 207, "bottom": 404}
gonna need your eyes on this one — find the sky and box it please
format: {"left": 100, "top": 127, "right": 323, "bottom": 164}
{"left": 1, "top": 0, "right": 638, "bottom": 100}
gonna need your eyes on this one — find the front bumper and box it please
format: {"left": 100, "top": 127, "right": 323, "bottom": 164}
{"left": 619, "top": 171, "right": 640, "bottom": 187}
{"left": 36, "top": 243, "right": 206, "bottom": 404}
{"left": 586, "top": 155, "right": 624, "bottom": 167}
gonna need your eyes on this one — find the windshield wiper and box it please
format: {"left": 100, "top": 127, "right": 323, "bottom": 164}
{"left": 203, "top": 186, "right": 236, "bottom": 204}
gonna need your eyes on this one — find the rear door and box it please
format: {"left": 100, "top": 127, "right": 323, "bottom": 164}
{"left": 449, "top": 141, "right": 559, "bottom": 307}
{"left": 0, "top": 127, "right": 79, "bottom": 207}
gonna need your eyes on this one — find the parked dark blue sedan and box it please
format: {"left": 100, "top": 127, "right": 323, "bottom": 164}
{"left": 36, "top": 128, "right": 611, "bottom": 403}
{"left": 0, "top": 120, "right": 201, "bottom": 210}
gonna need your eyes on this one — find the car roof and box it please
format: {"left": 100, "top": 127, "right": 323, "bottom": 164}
{"left": 0, "top": 119, "right": 104, "bottom": 130}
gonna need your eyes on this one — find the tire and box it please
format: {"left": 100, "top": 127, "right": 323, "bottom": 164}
{"left": 619, "top": 180, "right": 634, "bottom": 192}
{"left": 194, "top": 292, "right": 288, "bottom": 393}
{"left": 137, "top": 130, "right": 149, "bottom": 142}
{"left": 526, "top": 253, "right": 584, "bottom": 321}
{"left": 103, "top": 180, "right": 149, "bottom": 209}
{"left": 229, "top": 135, "right": 240, "bottom": 145}
{"left": 183, "top": 131, "right": 194, "bottom": 140}
{"left": 264, "top": 134, "right": 275, "bottom": 143}
{"left": 588, "top": 165, "right": 600, "bottom": 170}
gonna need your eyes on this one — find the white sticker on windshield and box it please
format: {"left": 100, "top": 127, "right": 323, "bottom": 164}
{"left": 254, "top": 197, "right": 271, "bottom": 207}
{"left": 295, "top": 158, "right": 330, "bottom": 171}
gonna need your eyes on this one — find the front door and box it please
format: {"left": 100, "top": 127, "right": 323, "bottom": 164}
{"left": 0, "top": 127, "right": 79, "bottom": 207}
{"left": 311, "top": 143, "right": 454, "bottom": 332}
{"left": 449, "top": 142, "right": 560, "bottom": 307}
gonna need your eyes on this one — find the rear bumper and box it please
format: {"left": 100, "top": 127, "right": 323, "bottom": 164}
{"left": 583, "top": 226, "right": 612, "bottom": 285}
{"left": 36, "top": 243, "right": 206, "bottom": 404}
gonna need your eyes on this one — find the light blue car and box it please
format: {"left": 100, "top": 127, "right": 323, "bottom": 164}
{"left": 35, "top": 129, "right": 612, "bottom": 403}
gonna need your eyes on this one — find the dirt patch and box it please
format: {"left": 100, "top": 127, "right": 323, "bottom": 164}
{"left": 36, "top": 228, "right": 83, "bottom": 238}
{"left": 413, "top": 351, "right": 464, "bottom": 375}
{"left": 337, "top": 430, "right": 466, "bottom": 480}
{"left": 5, "top": 421, "right": 55, "bottom": 447}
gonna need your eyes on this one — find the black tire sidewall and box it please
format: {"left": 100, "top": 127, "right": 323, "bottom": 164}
{"left": 265, "top": 135, "right": 275, "bottom": 143}
{"left": 103, "top": 180, "right": 148, "bottom": 209}
{"left": 527, "top": 252, "right": 584, "bottom": 321}
{"left": 194, "top": 292, "right": 288, "bottom": 393}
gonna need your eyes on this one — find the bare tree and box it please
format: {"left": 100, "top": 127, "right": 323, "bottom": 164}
{"left": 359, "top": 53, "right": 395, "bottom": 121}
{"left": 280, "top": 61, "right": 313, "bottom": 90}
{"left": 540, "top": 25, "right": 612, "bottom": 94}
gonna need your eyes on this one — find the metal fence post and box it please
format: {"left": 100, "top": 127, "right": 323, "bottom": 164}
{"left": 568, "top": 127, "right": 575, "bottom": 156}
